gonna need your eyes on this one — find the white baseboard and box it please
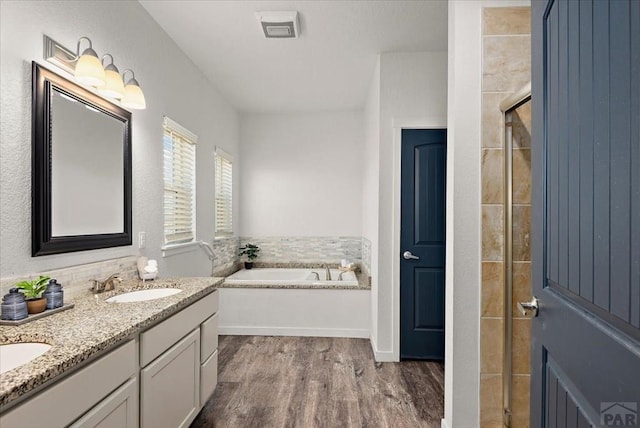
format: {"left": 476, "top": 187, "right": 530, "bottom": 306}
{"left": 369, "top": 335, "right": 396, "bottom": 362}
{"left": 219, "top": 325, "right": 370, "bottom": 338}
{"left": 440, "top": 419, "right": 450, "bottom": 428}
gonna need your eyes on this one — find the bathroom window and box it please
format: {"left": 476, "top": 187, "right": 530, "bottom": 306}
{"left": 214, "top": 148, "right": 233, "bottom": 237}
{"left": 163, "top": 117, "right": 197, "bottom": 245}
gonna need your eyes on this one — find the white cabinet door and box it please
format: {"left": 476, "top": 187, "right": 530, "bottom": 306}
{"left": 71, "top": 378, "right": 138, "bottom": 428}
{"left": 140, "top": 329, "right": 200, "bottom": 428}
{"left": 0, "top": 340, "right": 136, "bottom": 428}
{"left": 200, "top": 312, "right": 218, "bottom": 362}
{"left": 200, "top": 349, "right": 218, "bottom": 408}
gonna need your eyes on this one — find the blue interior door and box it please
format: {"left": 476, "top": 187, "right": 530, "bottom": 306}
{"left": 400, "top": 129, "right": 446, "bottom": 360}
{"left": 531, "top": 0, "right": 640, "bottom": 426}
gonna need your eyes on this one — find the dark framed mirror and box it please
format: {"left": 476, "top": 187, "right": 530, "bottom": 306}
{"left": 32, "top": 62, "right": 132, "bottom": 256}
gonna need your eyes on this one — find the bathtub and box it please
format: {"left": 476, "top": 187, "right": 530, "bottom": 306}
{"left": 224, "top": 268, "right": 359, "bottom": 287}
{"left": 219, "top": 267, "right": 370, "bottom": 338}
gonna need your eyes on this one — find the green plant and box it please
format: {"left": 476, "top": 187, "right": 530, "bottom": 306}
{"left": 239, "top": 243, "right": 260, "bottom": 261}
{"left": 16, "top": 275, "right": 50, "bottom": 300}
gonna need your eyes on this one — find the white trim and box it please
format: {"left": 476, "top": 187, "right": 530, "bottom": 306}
{"left": 391, "top": 116, "right": 448, "bottom": 362}
{"left": 440, "top": 419, "right": 450, "bottom": 428}
{"left": 161, "top": 241, "right": 198, "bottom": 257}
{"left": 162, "top": 116, "right": 198, "bottom": 143}
{"left": 219, "top": 326, "right": 369, "bottom": 338}
{"left": 369, "top": 334, "right": 395, "bottom": 362}
{"left": 215, "top": 146, "right": 233, "bottom": 161}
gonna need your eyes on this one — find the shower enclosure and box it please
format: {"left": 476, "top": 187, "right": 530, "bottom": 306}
{"left": 500, "top": 83, "right": 532, "bottom": 427}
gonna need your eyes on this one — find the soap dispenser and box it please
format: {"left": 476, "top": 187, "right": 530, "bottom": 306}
{"left": 43, "top": 279, "right": 64, "bottom": 309}
{"left": 1, "top": 288, "right": 28, "bottom": 320}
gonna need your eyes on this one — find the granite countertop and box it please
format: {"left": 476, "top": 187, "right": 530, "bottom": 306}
{"left": 0, "top": 277, "right": 223, "bottom": 409}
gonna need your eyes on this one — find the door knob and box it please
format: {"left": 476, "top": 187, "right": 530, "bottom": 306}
{"left": 517, "top": 297, "right": 539, "bottom": 317}
{"left": 403, "top": 251, "right": 420, "bottom": 260}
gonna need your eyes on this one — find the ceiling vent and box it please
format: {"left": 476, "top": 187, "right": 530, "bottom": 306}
{"left": 256, "top": 11, "right": 300, "bottom": 39}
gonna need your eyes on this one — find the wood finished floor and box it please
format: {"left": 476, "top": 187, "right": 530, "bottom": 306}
{"left": 191, "top": 336, "right": 444, "bottom": 428}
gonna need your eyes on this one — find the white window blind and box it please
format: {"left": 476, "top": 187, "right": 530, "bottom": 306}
{"left": 163, "top": 117, "right": 197, "bottom": 245}
{"left": 215, "top": 148, "right": 233, "bottom": 237}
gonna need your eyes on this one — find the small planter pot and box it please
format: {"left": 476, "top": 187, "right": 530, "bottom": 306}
{"left": 244, "top": 262, "right": 254, "bottom": 270}
{"left": 26, "top": 297, "right": 47, "bottom": 314}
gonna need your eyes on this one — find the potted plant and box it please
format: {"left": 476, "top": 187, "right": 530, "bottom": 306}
{"left": 16, "top": 275, "right": 50, "bottom": 314}
{"left": 239, "top": 244, "right": 260, "bottom": 269}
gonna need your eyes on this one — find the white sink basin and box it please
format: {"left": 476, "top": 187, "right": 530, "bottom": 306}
{"left": 0, "top": 343, "right": 52, "bottom": 374}
{"left": 106, "top": 288, "right": 182, "bottom": 303}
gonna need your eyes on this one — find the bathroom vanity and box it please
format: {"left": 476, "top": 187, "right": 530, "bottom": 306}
{"left": 0, "top": 277, "right": 222, "bottom": 427}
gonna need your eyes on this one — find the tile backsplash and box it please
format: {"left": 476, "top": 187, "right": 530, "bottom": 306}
{"left": 239, "top": 236, "right": 363, "bottom": 264}
{"left": 0, "top": 256, "right": 138, "bottom": 299}
{"left": 0, "top": 236, "right": 371, "bottom": 298}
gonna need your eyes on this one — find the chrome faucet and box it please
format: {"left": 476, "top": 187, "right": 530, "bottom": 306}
{"left": 338, "top": 271, "right": 348, "bottom": 281}
{"left": 310, "top": 271, "right": 320, "bottom": 281}
{"left": 90, "top": 273, "right": 122, "bottom": 294}
{"left": 321, "top": 264, "right": 332, "bottom": 281}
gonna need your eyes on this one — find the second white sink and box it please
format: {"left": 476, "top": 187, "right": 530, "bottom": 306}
{"left": 106, "top": 288, "right": 182, "bottom": 303}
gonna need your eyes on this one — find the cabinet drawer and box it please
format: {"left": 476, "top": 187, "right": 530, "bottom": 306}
{"left": 200, "top": 349, "right": 218, "bottom": 408}
{"left": 141, "top": 290, "right": 218, "bottom": 367}
{"left": 141, "top": 328, "right": 200, "bottom": 428}
{"left": 0, "top": 340, "right": 136, "bottom": 427}
{"left": 70, "top": 377, "right": 138, "bottom": 428}
{"left": 200, "top": 312, "right": 218, "bottom": 362}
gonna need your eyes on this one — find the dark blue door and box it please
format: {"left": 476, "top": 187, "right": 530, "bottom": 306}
{"left": 531, "top": 0, "right": 640, "bottom": 426}
{"left": 400, "top": 129, "right": 446, "bottom": 360}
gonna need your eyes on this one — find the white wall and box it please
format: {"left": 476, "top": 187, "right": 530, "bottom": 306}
{"left": 0, "top": 0, "right": 239, "bottom": 279}
{"left": 239, "top": 111, "right": 363, "bottom": 236}
{"left": 363, "top": 59, "right": 381, "bottom": 350}
{"left": 373, "top": 51, "right": 448, "bottom": 360}
{"left": 442, "top": 2, "right": 529, "bottom": 428}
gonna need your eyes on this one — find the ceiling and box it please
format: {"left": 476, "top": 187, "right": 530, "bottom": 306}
{"left": 140, "top": 0, "right": 448, "bottom": 113}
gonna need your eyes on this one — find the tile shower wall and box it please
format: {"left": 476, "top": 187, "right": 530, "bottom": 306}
{"left": 0, "top": 256, "right": 138, "bottom": 300}
{"left": 239, "top": 236, "right": 363, "bottom": 265}
{"left": 480, "top": 6, "right": 531, "bottom": 428}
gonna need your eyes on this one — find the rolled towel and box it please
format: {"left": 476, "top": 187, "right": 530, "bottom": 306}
{"left": 144, "top": 265, "right": 158, "bottom": 274}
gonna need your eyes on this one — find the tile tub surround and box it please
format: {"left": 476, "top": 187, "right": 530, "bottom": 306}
{"left": 218, "top": 262, "right": 371, "bottom": 290}
{"left": 0, "top": 256, "right": 138, "bottom": 301}
{"left": 361, "top": 236, "right": 372, "bottom": 277}
{"left": 239, "top": 236, "right": 363, "bottom": 264}
{"left": 212, "top": 236, "right": 240, "bottom": 277}
{"left": 0, "top": 277, "right": 222, "bottom": 408}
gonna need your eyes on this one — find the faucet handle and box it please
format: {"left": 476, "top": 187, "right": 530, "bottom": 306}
{"left": 89, "top": 279, "right": 102, "bottom": 293}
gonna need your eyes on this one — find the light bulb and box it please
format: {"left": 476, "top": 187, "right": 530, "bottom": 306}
{"left": 75, "top": 47, "right": 105, "bottom": 87}
{"left": 121, "top": 78, "right": 146, "bottom": 110}
{"left": 97, "top": 63, "right": 125, "bottom": 99}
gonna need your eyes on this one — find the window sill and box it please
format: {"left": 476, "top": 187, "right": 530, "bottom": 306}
{"left": 161, "top": 241, "right": 199, "bottom": 258}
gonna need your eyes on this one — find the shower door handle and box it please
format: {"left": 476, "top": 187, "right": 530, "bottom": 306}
{"left": 403, "top": 251, "right": 420, "bottom": 260}
{"left": 517, "top": 297, "right": 539, "bottom": 317}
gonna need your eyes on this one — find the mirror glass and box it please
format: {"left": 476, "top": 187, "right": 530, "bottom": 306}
{"left": 51, "top": 90, "right": 125, "bottom": 236}
{"left": 32, "top": 62, "right": 132, "bottom": 256}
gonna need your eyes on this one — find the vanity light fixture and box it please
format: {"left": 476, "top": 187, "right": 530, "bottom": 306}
{"left": 121, "top": 70, "right": 146, "bottom": 110}
{"left": 74, "top": 37, "right": 106, "bottom": 87}
{"left": 97, "top": 54, "right": 126, "bottom": 99}
{"left": 43, "top": 35, "right": 146, "bottom": 110}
